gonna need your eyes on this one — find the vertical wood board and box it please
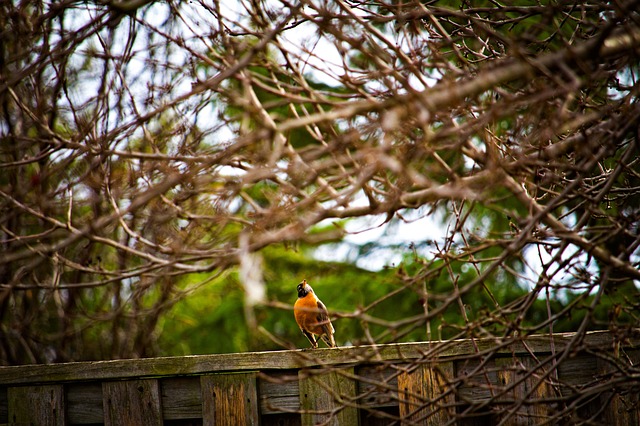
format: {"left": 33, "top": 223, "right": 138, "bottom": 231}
{"left": 597, "top": 349, "right": 640, "bottom": 426}
{"left": 201, "top": 372, "right": 259, "bottom": 426}
{"left": 161, "top": 377, "right": 203, "bottom": 420}
{"left": 66, "top": 382, "right": 103, "bottom": 424}
{"left": 495, "top": 357, "right": 555, "bottom": 426}
{"left": 8, "top": 385, "right": 65, "bottom": 426}
{"left": 103, "top": 379, "right": 163, "bottom": 426}
{"left": 398, "top": 362, "right": 455, "bottom": 426}
{"left": 0, "top": 386, "right": 7, "bottom": 424}
{"left": 259, "top": 371, "right": 300, "bottom": 415}
{"left": 356, "top": 364, "right": 399, "bottom": 408}
{"left": 299, "top": 367, "right": 359, "bottom": 426}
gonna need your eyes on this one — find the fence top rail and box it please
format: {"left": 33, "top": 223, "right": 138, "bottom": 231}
{"left": 0, "top": 330, "right": 633, "bottom": 386}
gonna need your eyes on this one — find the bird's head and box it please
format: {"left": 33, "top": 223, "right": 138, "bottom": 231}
{"left": 297, "top": 279, "right": 313, "bottom": 298}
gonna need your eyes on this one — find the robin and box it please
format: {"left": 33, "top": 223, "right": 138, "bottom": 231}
{"left": 294, "top": 279, "right": 336, "bottom": 349}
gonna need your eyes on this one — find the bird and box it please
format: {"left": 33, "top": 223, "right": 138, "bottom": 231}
{"left": 293, "top": 279, "right": 336, "bottom": 349}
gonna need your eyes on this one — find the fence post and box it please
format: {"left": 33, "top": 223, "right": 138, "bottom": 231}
{"left": 8, "top": 385, "right": 65, "bottom": 426}
{"left": 597, "top": 349, "right": 640, "bottom": 426}
{"left": 398, "top": 361, "right": 455, "bottom": 425}
{"left": 103, "top": 379, "right": 162, "bottom": 426}
{"left": 299, "top": 367, "right": 359, "bottom": 426}
{"left": 201, "top": 372, "right": 259, "bottom": 426}
{"left": 495, "top": 357, "right": 555, "bottom": 426}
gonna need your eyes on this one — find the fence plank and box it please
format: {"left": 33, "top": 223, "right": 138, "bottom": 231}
{"left": 259, "top": 371, "right": 300, "bottom": 415}
{"left": 495, "top": 357, "right": 555, "bottom": 426}
{"left": 161, "top": 377, "right": 202, "bottom": 420}
{"left": 8, "top": 385, "right": 65, "bottom": 426}
{"left": 0, "top": 331, "right": 626, "bottom": 386}
{"left": 103, "top": 379, "right": 162, "bottom": 426}
{"left": 598, "top": 349, "right": 640, "bottom": 426}
{"left": 398, "top": 361, "right": 455, "bottom": 425}
{"left": 66, "top": 382, "right": 103, "bottom": 424}
{"left": 357, "top": 364, "right": 399, "bottom": 409}
{"left": 201, "top": 372, "right": 259, "bottom": 426}
{"left": 299, "top": 367, "right": 359, "bottom": 426}
{"left": 0, "top": 386, "right": 6, "bottom": 424}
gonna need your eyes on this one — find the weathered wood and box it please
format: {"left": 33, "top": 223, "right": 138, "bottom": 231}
{"left": 398, "top": 361, "right": 455, "bottom": 425}
{"left": 299, "top": 366, "right": 359, "bottom": 426}
{"left": 0, "top": 386, "right": 7, "bottom": 424}
{"left": 103, "top": 379, "right": 163, "bottom": 426}
{"left": 66, "top": 382, "right": 103, "bottom": 424}
{"left": 356, "top": 364, "right": 399, "bottom": 408}
{"left": 161, "top": 377, "right": 202, "bottom": 420}
{"left": 495, "top": 357, "right": 555, "bottom": 426}
{"left": 556, "top": 353, "right": 599, "bottom": 398}
{"left": 0, "top": 331, "right": 637, "bottom": 425}
{"left": 259, "top": 371, "right": 300, "bottom": 414}
{"left": 456, "top": 357, "right": 499, "bottom": 402}
{"left": 598, "top": 349, "right": 640, "bottom": 426}
{"left": 8, "top": 384, "right": 65, "bottom": 426}
{"left": 0, "top": 331, "right": 628, "bottom": 386}
{"left": 201, "top": 372, "right": 259, "bottom": 426}
{"left": 259, "top": 366, "right": 404, "bottom": 416}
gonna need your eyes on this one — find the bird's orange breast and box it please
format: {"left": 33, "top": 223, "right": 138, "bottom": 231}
{"left": 294, "top": 293, "right": 324, "bottom": 334}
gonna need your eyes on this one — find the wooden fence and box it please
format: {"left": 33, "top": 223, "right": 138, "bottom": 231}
{"left": 0, "top": 330, "right": 638, "bottom": 425}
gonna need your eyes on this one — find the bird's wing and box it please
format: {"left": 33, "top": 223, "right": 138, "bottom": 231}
{"left": 316, "top": 299, "right": 335, "bottom": 334}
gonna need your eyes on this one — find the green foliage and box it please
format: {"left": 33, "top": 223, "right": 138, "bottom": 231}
{"left": 157, "top": 180, "right": 636, "bottom": 356}
{"left": 159, "top": 273, "right": 250, "bottom": 354}
{"left": 155, "top": 237, "right": 529, "bottom": 355}
{"left": 157, "top": 244, "right": 422, "bottom": 354}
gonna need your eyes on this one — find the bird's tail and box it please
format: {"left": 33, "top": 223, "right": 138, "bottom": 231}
{"left": 321, "top": 333, "right": 337, "bottom": 348}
